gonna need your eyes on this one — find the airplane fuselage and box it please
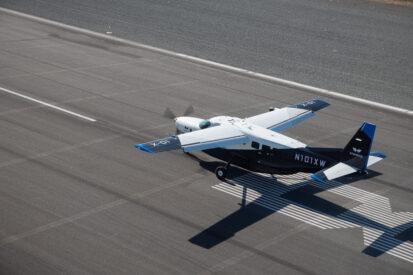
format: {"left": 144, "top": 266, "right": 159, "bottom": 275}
{"left": 175, "top": 115, "right": 342, "bottom": 174}
{"left": 203, "top": 147, "right": 342, "bottom": 175}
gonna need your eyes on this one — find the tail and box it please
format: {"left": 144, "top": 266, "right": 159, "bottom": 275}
{"left": 341, "top": 122, "right": 376, "bottom": 171}
{"left": 310, "top": 122, "right": 385, "bottom": 182}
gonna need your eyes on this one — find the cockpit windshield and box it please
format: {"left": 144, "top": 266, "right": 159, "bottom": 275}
{"left": 199, "top": 120, "right": 211, "bottom": 129}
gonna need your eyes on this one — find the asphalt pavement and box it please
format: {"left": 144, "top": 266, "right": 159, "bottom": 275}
{"left": 0, "top": 0, "right": 412, "bottom": 109}
{"left": 0, "top": 12, "right": 412, "bottom": 274}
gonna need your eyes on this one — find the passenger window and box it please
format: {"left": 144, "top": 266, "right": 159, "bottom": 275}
{"left": 262, "top": 145, "right": 271, "bottom": 151}
{"left": 251, "top": 141, "right": 260, "bottom": 149}
{"left": 270, "top": 149, "right": 276, "bottom": 157}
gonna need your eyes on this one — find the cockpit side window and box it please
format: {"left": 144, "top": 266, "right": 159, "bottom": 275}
{"left": 199, "top": 120, "right": 211, "bottom": 129}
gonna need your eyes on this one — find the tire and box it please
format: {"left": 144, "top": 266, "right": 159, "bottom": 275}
{"left": 215, "top": 166, "right": 227, "bottom": 181}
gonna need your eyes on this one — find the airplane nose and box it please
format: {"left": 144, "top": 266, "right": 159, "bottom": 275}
{"left": 174, "top": 117, "right": 184, "bottom": 133}
{"left": 174, "top": 117, "right": 182, "bottom": 127}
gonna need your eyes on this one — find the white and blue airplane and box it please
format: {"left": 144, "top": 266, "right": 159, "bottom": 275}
{"left": 135, "top": 99, "right": 385, "bottom": 182}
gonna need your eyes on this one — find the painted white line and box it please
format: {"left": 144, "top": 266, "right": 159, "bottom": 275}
{"left": 214, "top": 172, "right": 413, "bottom": 263}
{"left": 370, "top": 239, "right": 413, "bottom": 255}
{"left": 0, "top": 86, "right": 96, "bottom": 122}
{"left": 278, "top": 208, "right": 329, "bottom": 229}
{"left": 234, "top": 178, "right": 287, "bottom": 194}
{"left": 223, "top": 181, "right": 355, "bottom": 229}
{"left": 354, "top": 209, "right": 394, "bottom": 223}
{"left": 358, "top": 197, "right": 390, "bottom": 206}
{"left": 338, "top": 215, "right": 380, "bottom": 230}
{"left": 387, "top": 252, "right": 413, "bottom": 263}
{"left": 1, "top": 7, "right": 412, "bottom": 117}
{"left": 214, "top": 182, "right": 353, "bottom": 229}
{"left": 333, "top": 185, "right": 376, "bottom": 197}
{"left": 364, "top": 236, "right": 413, "bottom": 259}
{"left": 283, "top": 206, "right": 341, "bottom": 229}
{"left": 355, "top": 208, "right": 402, "bottom": 223}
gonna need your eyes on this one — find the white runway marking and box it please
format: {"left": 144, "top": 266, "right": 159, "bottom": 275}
{"left": 0, "top": 86, "right": 96, "bottom": 122}
{"left": 213, "top": 172, "right": 413, "bottom": 263}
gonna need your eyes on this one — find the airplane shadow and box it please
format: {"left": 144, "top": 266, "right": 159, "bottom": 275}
{"left": 188, "top": 158, "right": 412, "bottom": 258}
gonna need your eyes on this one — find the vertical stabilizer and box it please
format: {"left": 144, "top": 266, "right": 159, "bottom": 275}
{"left": 341, "top": 122, "right": 376, "bottom": 171}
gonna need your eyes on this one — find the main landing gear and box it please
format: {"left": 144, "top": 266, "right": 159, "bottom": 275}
{"left": 215, "top": 162, "right": 231, "bottom": 181}
{"left": 358, "top": 169, "right": 369, "bottom": 176}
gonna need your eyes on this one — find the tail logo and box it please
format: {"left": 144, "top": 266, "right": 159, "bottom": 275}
{"left": 350, "top": 147, "right": 363, "bottom": 158}
{"left": 352, "top": 147, "right": 362, "bottom": 153}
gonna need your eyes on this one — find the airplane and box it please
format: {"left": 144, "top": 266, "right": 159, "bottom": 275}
{"left": 134, "top": 98, "right": 386, "bottom": 182}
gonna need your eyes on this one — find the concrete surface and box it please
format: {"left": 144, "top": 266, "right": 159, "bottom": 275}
{"left": 0, "top": 12, "right": 412, "bottom": 274}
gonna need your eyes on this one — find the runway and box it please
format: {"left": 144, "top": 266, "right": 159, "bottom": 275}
{"left": 1, "top": 0, "right": 412, "bottom": 109}
{"left": 0, "top": 11, "right": 412, "bottom": 274}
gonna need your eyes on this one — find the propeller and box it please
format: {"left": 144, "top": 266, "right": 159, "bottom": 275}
{"left": 163, "top": 107, "right": 177, "bottom": 120}
{"left": 183, "top": 105, "right": 194, "bottom": 116}
{"left": 163, "top": 105, "right": 194, "bottom": 120}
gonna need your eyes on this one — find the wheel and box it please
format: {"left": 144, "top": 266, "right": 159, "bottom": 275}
{"left": 358, "top": 170, "right": 368, "bottom": 176}
{"left": 215, "top": 166, "right": 227, "bottom": 181}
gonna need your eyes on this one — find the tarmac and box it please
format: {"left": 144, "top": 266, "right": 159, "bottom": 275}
{"left": 0, "top": 12, "right": 412, "bottom": 274}
{"left": 1, "top": 0, "right": 412, "bottom": 108}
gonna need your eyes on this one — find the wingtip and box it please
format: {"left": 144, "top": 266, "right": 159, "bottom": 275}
{"left": 370, "top": 151, "right": 386, "bottom": 159}
{"left": 311, "top": 98, "right": 330, "bottom": 111}
{"left": 291, "top": 98, "right": 330, "bottom": 112}
{"left": 134, "top": 143, "right": 155, "bottom": 153}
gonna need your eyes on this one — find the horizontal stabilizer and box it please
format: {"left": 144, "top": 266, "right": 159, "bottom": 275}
{"left": 311, "top": 152, "right": 386, "bottom": 182}
{"left": 367, "top": 152, "right": 386, "bottom": 167}
{"left": 311, "top": 162, "right": 357, "bottom": 182}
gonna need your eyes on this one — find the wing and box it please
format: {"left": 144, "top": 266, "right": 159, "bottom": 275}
{"left": 136, "top": 98, "right": 327, "bottom": 154}
{"left": 246, "top": 98, "right": 329, "bottom": 132}
{"left": 178, "top": 124, "right": 249, "bottom": 152}
{"left": 240, "top": 123, "right": 306, "bottom": 149}
{"left": 136, "top": 122, "right": 308, "bottom": 154}
{"left": 135, "top": 125, "right": 249, "bottom": 153}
